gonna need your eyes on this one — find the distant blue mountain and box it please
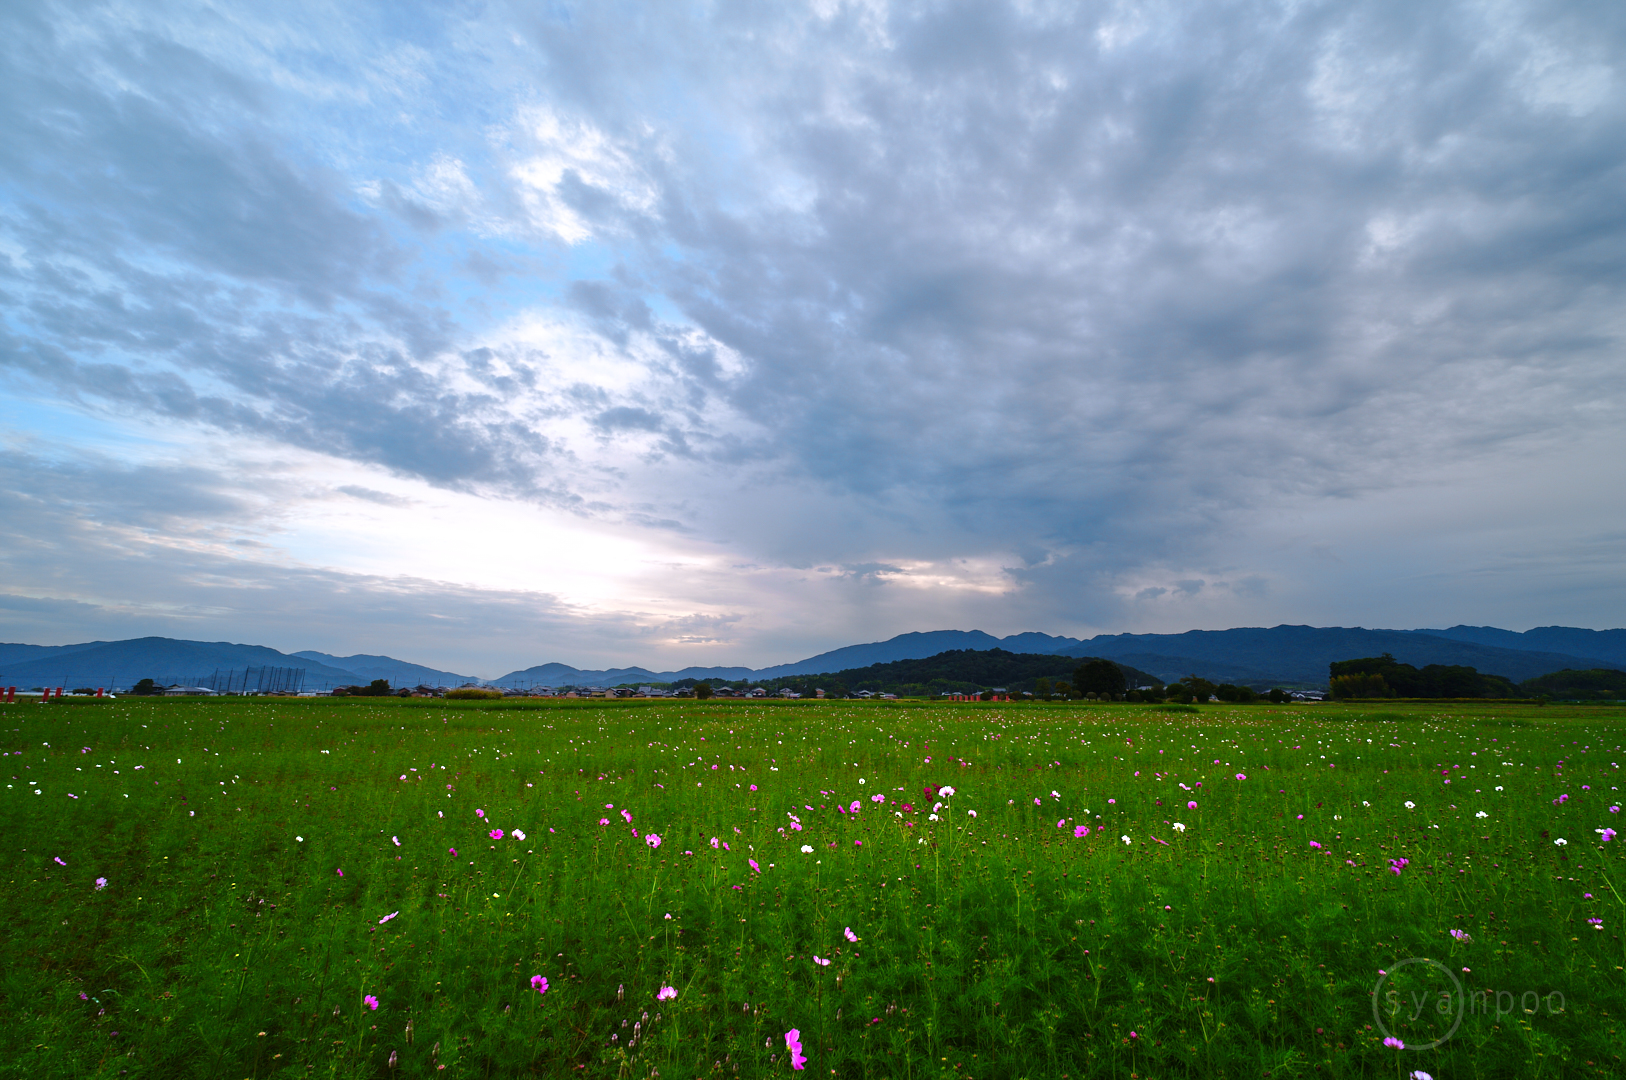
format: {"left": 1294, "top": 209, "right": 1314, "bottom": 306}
{"left": 2, "top": 623, "right": 1619, "bottom": 693}
{"left": 1410, "top": 626, "right": 1626, "bottom": 668}
{"left": 0, "top": 637, "right": 360, "bottom": 690}
{"left": 292, "top": 651, "right": 475, "bottom": 688}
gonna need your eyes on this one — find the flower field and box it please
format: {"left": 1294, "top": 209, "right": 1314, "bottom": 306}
{"left": 4, "top": 696, "right": 1624, "bottom": 1078}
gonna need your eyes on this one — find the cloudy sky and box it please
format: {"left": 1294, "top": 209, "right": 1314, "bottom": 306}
{"left": 2, "top": 0, "right": 1622, "bottom": 675}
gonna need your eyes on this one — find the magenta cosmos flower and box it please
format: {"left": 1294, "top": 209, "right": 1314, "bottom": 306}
{"left": 646, "top": 833, "right": 662, "bottom": 848}
{"left": 785, "top": 1029, "right": 807, "bottom": 1070}
{"left": 490, "top": 829, "right": 504, "bottom": 840}
{"left": 364, "top": 994, "right": 379, "bottom": 1011}
{"left": 1074, "top": 825, "right": 1090, "bottom": 838}
{"left": 530, "top": 975, "right": 549, "bottom": 994}
{"left": 656, "top": 986, "right": 676, "bottom": 1001}
{"left": 1187, "top": 800, "right": 1197, "bottom": 809}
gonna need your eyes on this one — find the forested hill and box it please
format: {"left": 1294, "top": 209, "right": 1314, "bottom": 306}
{"left": 760, "top": 649, "right": 1160, "bottom": 696}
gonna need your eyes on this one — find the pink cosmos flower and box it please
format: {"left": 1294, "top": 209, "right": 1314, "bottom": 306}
{"left": 710, "top": 837, "right": 720, "bottom": 849}
{"left": 1074, "top": 825, "right": 1090, "bottom": 838}
{"left": 1188, "top": 800, "right": 1198, "bottom": 809}
{"left": 656, "top": 986, "right": 676, "bottom": 1001}
{"left": 621, "top": 809, "right": 633, "bottom": 824}
{"left": 364, "top": 995, "right": 379, "bottom": 1011}
{"left": 1034, "top": 797, "right": 1041, "bottom": 805}
{"left": 749, "top": 784, "right": 757, "bottom": 791}
{"left": 850, "top": 800, "right": 861, "bottom": 813}
{"left": 447, "top": 847, "right": 457, "bottom": 857}
{"left": 476, "top": 809, "right": 485, "bottom": 818}
{"left": 599, "top": 818, "right": 610, "bottom": 826}
{"left": 391, "top": 836, "right": 401, "bottom": 847}
{"left": 1235, "top": 773, "right": 1246, "bottom": 781}
{"left": 1309, "top": 841, "right": 1322, "bottom": 850}
{"left": 1602, "top": 828, "right": 1617, "bottom": 842}
{"left": 1383, "top": 1037, "right": 1404, "bottom": 1049}
{"left": 785, "top": 1029, "right": 807, "bottom": 1070}
{"left": 490, "top": 829, "right": 504, "bottom": 840}
{"left": 94, "top": 877, "right": 108, "bottom": 890}
{"left": 844, "top": 927, "right": 858, "bottom": 942}
{"left": 531, "top": 975, "right": 549, "bottom": 994}
{"left": 1056, "top": 819, "right": 1066, "bottom": 828}
{"left": 335, "top": 868, "right": 344, "bottom": 877}
{"left": 1449, "top": 928, "right": 1467, "bottom": 941}
{"left": 379, "top": 911, "right": 398, "bottom": 924}
{"left": 749, "top": 858, "right": 760, "bottom": 872}
{"left": 813, "top": 955, "right": 830, "bottom": 966}
{"left": 646, "top": 833, "right": 662, "bottom": 848}
{"left": 54, "top": 857, "right": 66, "bottom": 866}
{"left": 854, "top": 840, "right": 863, "bottom": 847}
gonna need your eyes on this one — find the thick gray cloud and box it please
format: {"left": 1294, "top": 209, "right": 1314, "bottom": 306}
{"left": 2, "top": 0, "right": 1623, "bottom": 661}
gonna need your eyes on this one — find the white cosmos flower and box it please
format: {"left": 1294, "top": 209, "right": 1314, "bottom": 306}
{"left": 801, "top": 845, "right": 813, "bottom": 854}
{"left": 1404, "top": 801, "right": 1416, "bottom": 809}
{"left": 1362, "top": 801, "right": 1371, "bottom": 807}
{"left": 1050, "top": 790, "right": 1060, "bottom": 799}
{"left": 1121, "top": 835, "right": 1132, "bottom": 845}
{"left": 296, "top": 836, "right": 304, "bottom": 842}
{"left": 1495, "top": 786, "right": 1504, "bottom": 791}
{"left": 1475, "top": 811, "right": 1488, "bottom": 819}
{"left": 1554, "top": 838, "right": 1568, "bottom": 846}
{"left": 928, "top": 814, "right": 939, "bottom": 822}
{"left": 1172, "top": 822, "right": 1186, "bottom": 832}
{"left": 939, "top": 785, "right": 956, "bottom": 798}
{"left": 512, "top": 829, "right": 526, "bottom": 841}
{"left": 967, "top": 809, "right": 977, "bottom": 817}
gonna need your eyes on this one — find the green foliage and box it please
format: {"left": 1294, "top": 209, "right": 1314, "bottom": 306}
{"left": 763, "top": 648, "right": 1158, "bottom": 698}
{"left": 1073, "top": 658, "right": 1127, "bottom": 699}
{"left": 4, "top": 696, "right": 1623, "bottom": 1079}
{"left": 1520, "top": 668, "right": 1626, "bottom": 699}
{"left": 443, "top": 687, "right": 503, "bottom": 699}
{"left": 1330, "top": 673, "right": 1393, "bottom": 700}
{"left": 1329, "top": 654, "right": 1519, "bottom": 698}
{"left": 694, "top": 682, "right": 714, "bottom": 700}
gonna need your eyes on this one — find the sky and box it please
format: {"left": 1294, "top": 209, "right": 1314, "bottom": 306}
{"left": 2, "top": 0, "right": 1623, "bottom": 677}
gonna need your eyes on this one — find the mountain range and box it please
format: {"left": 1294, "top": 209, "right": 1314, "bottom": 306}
{"left": 0, "top": 624, "right": 1620, "bottom": 692}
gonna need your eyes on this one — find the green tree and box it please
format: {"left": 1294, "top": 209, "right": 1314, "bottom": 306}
{"left": 695, "top": 682, "right": 713, "bottom": 700}
{"left": 1074, "top": 658, "right": 1127, "bottom": 699}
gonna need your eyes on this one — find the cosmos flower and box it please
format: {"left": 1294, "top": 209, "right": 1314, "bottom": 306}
{"left": 1171, "top": 823, "right": 1186, "bottom": 833}
{"left": 490, "top": 829, "right": 504, "bottom": 840}
{"left": 813, "top": 955, "right": 830, "bottom": 966}
{"left": 364, "top": 995, "right": 379, "bottom": 1011}
{"left": 379, "top": 911, "right": 398, "bottom": 925}
{"left": 801, "top": 845, "right": 814, "bottom": 853}
{"left": 1449, "top": 928, "right": 1469, "bottom": 941}
{"left": 1309, "top": 841, "right": 1322, "bottom": 849}
{"left": 392, "top": 836, "right": 401, "bottom": 846}
{"left": 1554, "top": 838, "right": 1568, "bottom": 846}
{"left": 1475, "top": 811, "right": 1489, "bottom": 818}
{"left": 845, "top": 927, "right": 859, "bottom": 942}
{"left": 850, "top": 800, "right": 861, "bottom": 813}
{"left": 1404, "top": 801, "right": 1415, "bottom": 809}
{"left": 94, "top": 877, "right": 107, "bottom": 890}
{"left": 710, "top": 837, "right": 720, "bottom": 849}
{"left": 1121, "top": 835, "right": 1131, "bottom": 845}
{"left": 1235, "top": 773, "right": 1246, "bottom": 781}
{"left": 1187, "top": 801, "right": 1197, "bottom": 810}
{"left": 1383, "top": 1037, "right": 1404, "bottom": 1049}
{"left": 599, "top": 818, "right": 610, "bottom": 826}
{"left": 939, "top": 786, "right": 956, "bottom": 798}
{"left": 1056, "top": 819, "right": 1066, "bottom": 829}
{"left": 749, "top": 859, "right": 760, "bottom": 873}
{"left": 657, "top": 986, "right": 677, "bottom": 1001}
{"left": 1587, "top": 918, "right": 1603, "bottom": 930}
{"left": 967, "top": 809, "right": 977, "bottom": 817}
{"left": 1074, "top": 825, "right": 1090, "bottom": 838}
{"left": 476, "top": 809, "right": 485, "bottom": 818}
{"left": 646, "top": 834, "right": 662, "bottom": 849}
{"left": 531, "top": 975, "right": 549, "bottom": 994}
{"left": 785, "top": 1029, "right": 807, "bottom": 1070}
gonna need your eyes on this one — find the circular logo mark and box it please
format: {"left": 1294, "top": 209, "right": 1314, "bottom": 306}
{"left": 1371, "top": 957, "right": 1464, "bottom": 1051}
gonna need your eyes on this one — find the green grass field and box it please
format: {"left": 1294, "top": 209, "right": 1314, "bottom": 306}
{"left": 4, "top": 697, "right": 1624, "bottom": 1079}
